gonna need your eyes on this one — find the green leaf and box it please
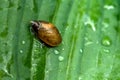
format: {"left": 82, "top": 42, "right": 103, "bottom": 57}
{"left": 0, "top": 0, "right": 120, "bottom": 80}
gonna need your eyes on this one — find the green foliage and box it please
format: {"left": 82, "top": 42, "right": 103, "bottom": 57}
{"left": 0, "top": 0, "right": 120, "bottom": 80}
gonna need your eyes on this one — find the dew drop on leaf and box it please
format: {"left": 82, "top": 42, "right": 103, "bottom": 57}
{"left": 103, "top": 49, "right": 110, "bottom": 53}
{"left": 20, "top": 50, "right": 23, "bottom": 53}
{"left": 54, "top": 50, "right": 59, "bottom": 54}
{"left": 78, "top": 76, "right": 82, "bottom": 80}
{"left": 58, "top": 56, "right": 64, "bottom": 61}
{"left": 101, "top": 36, "right": 112, "bottom": 46}
{"left": 62, "top": 48, "right": 65, "bottom": 51}
{"left": 79, "top": 49, "right": 83, "bottom": 53}
{"left": 104, "top": 5, "right": 114, "bottom": 10}
{"left": 84, "top": 16, "right": 96, "bottom": 32}
{"left": 46, "top": 70, "right": 49, "bottom": 73}
{"left": 22, "top": 40, "right": 26, "bottom": 44}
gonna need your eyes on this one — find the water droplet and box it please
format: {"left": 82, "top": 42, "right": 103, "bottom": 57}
{"left": 102, "top": 22, "right": 109, "bottom": 28}
{"left": 22, "top": 40, "right": 25, "bottom": 44}
{"left": 46, "top": 70, "right": 49, "bottom": 73}
{"left": 20, "top": 50, "right": 23, "bottom": 53}
{"left": 78, "top": 76, "right": 82, "bottom": 80}
{"left": 104, "top": 5, "right": 114, "bottom": 10}
{"left": 62, "top": 48, "right": 64, "bottom": 51}
{"left": 102, "top": 23, "right": 109, "bottom": 32}
{"left": 101, "top": 36, "right": 111, "bottom": 46}
{"left": 103, "top": 49, "right": 110, "bottom": 53}
{"left": 58, "top": 56, "right": 64, "bottom": 61}
{"left": 54, "top": 50, "right": 59, "bottom": 54}
{"left": 79, "top": 49, "right": 83, "bottom": 53}
{"left": 84, "top": 17, "right": 96, "bottom": 31}
{"left": 85, "top": 41, "right": 93, "bottom": 46}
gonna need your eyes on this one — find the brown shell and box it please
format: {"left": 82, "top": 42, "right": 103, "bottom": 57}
{"left": 31, "top": 21, "right": 62, "bottom": 46}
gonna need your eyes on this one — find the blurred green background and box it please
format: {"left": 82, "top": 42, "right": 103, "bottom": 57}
{"left": 0, "top": 0, "right": 120, "bottom": 80}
